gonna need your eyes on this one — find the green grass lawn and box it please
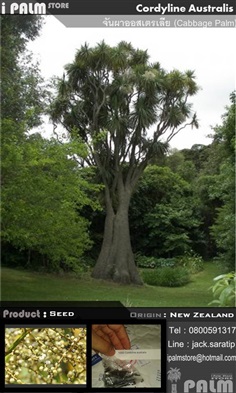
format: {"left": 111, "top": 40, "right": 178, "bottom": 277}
{"left": 1, "top": 262, "right": 223, "bottom": 306}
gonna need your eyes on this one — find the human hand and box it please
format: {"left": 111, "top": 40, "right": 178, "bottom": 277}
{"left": 92, "top": 324, "right": 131, "bottom": 356}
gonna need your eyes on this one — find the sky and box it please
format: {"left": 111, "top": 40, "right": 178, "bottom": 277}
{"left": 28, "top": 16, "right": 235, "bottom": 149}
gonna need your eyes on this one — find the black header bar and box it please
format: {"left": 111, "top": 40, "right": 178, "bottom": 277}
{"left": 1, "top": 303, "right": 236, "bottom": 321}
{"left": 0, "top": 0, "right": 236, "bottom": 15}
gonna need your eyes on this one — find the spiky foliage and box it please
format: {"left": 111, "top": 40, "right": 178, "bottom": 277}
{"left": 50, "top": 41, "right": 198, "bottom": 197}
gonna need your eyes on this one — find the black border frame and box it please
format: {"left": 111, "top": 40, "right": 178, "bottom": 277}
{"left": 1, "top": 319, "right": 166, "bottom": 393}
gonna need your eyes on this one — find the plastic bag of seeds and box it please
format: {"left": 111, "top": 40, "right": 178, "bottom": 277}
{"left": 92, "top": 325, "right": 161, "bottom": 388}
{"left": 102, "top": 355, "right": 144, "bottom": 388}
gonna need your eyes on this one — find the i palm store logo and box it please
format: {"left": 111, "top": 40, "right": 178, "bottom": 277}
{"left": 1, "top": 2, "right": 47, "bottom": 14}
{"left": 184, "top": 373, "right": 233, "bottom": 393}
{"left": 168, "top": 369, "right": 233, "bottom": 393}
{"left": 167, "top": 367, "right": 181, "bottom": 393}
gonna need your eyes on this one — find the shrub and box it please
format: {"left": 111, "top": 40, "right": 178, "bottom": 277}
{"left": 176, "top": 252, "right": 204, "bottom": 274}
{"left": 142, "top": 267, "right": 190, "bottom": 287}
{"left": 209, "top": 272, "right": 236, "bottom": 307}
{"left": 135, "top": 254, "right": 157, "bottom": 268}
{"left": 155, "top": 258, "right": 176, "bottom": 268}
{"left": 159, "top": 267, "right": 190, "bottom": 287}
{"left": 141, "top": 269, "right": 160, "bottom": 286}
{"left": 135, "top": 254, "right": 176, "bottom": 269}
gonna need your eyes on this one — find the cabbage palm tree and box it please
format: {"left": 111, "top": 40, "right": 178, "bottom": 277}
{"left": 50, "top": 41, "right": 199, "bottom": 284}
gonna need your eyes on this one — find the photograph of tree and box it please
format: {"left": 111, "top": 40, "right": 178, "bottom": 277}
{"left": 1, "top": 15, "right": 235, "bottom": 306}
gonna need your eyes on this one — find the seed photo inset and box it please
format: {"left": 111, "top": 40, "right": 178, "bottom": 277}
{"left": 5, "top": 327, "right": 87, "bottom": 385}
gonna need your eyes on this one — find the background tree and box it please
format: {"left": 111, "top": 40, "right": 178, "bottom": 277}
{"left": 165, "top": 145, "right": 218, "bottom": 260}
{"left": 50, "top": 41, "right": 199, "bottom": 284}
{"left": 1, "top": 15, "right": 45, "bottom": 127}
{"left": 166, "top": 93, "right": 235, "bottom": 264}
{"left": 129, "top": 165, "right": 201, "bottom": 258}
{"left": 209, "top": 92, "right": 235, "bottom": 270}
{"left": 1, "top": 16, "right": 101, "bottom": 272}
{"left": 1, "top": 121, "right": 100, "bottom": 272}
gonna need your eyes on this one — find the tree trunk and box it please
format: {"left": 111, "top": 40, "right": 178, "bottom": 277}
{"left": 92, "top": 184, "right": 143, "bottom": 285}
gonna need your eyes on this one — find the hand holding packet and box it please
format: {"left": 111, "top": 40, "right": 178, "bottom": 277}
{"left": 92, "top": 325, "right": 161, "bottom": 388}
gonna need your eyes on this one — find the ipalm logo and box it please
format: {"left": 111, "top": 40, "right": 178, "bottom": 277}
{"left": 1, "top": 2, "right": 47, "bottom": 14}
{"left": 168, "top": 368, "right": 181, "bottom": 393}
{"left": 184, "top": 378, "right": 233, "bottom": 393}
